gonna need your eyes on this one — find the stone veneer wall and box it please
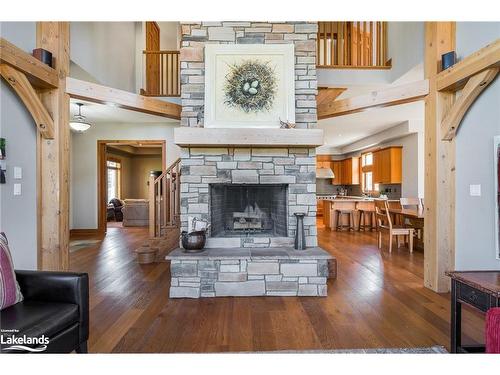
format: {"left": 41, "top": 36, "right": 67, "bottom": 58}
{"left": 180, "top": 146, "right": 318, "bottom": 247}
{"left": 179, "top": 22, "right": 318, "bottom": 129}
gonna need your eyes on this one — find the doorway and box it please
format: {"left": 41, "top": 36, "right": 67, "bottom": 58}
{"left": 97, "top": 140, "right": 166, "bottom": 235}
{"left": 145, "top": 21, "right": 160, "bottom": 95}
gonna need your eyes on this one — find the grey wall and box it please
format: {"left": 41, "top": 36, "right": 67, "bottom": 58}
{"left": 0, "top": 22, "right": 38, "bottom": 269}
{"left": 455, "top": 22, "right": 500, "bottom": 270}
{"left": 387, "top": 22, "right": 424, "bottom": 82}
{"left": 70, "top": 22, "right": 137, "bottom": 92}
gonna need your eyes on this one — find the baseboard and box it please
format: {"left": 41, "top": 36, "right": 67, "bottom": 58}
{"left": 70, "top": 229, "right": 105, "bottom": 240}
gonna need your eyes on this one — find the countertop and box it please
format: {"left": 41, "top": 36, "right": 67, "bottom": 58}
{"left": 317, "top": 195, "right": 399, "bottom": 202}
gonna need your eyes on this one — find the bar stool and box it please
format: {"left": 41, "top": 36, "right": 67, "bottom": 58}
{"left": 358, "top": 209, "right": 376, "bottom": 231}
{"left": 335, "top": 209, "right": 355, "bottom": 231}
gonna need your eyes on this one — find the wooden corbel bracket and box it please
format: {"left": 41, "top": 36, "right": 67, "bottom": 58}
{"left": 441, "top": 68, "right": 498, "bottom": 141}
{"left": 1, "top": 63, "right": 55, "bottom": 139}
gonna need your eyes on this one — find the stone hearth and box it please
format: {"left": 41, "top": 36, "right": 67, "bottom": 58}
{"left": 166, "top": 247, "right": 332, "bottom": 298}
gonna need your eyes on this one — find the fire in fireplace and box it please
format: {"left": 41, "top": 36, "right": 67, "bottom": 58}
{"left": 210, "top": 184, "right": 288, "bottom": 237}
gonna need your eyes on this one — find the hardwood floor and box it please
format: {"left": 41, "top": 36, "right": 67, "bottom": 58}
{"left": 69, "top": 221, "right": 484, "bottom": 353}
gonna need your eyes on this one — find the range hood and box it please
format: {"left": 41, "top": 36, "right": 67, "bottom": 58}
{"left": 316, "top": 167, "right": 335, "bottom": 179}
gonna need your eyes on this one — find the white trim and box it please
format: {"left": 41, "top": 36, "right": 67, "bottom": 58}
{"left": 204, "top": 44, "right": 295, "bottom": 128}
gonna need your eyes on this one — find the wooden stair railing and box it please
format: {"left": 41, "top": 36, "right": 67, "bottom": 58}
{"left": 317, "top": 22, "right": 391, "bottom": 69}
{"left": 141, "top": 50, "right": 180, "bottom": 97}
{"left": 149, "top": 158, "right": 181, "bottom": 238}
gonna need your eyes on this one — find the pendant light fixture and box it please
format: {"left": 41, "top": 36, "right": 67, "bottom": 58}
{"left": 69, "top": 103, "right": 92, "bottom": 133}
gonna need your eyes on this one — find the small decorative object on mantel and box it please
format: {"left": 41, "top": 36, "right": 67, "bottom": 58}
{"left": 32, "top": 48, "right": 53, "bottom": 67}
{"left": 294, "top": 212, "right": 306, "bottom": 250}
{"left": 279, "top": 118, "right": 296, "bottom": 129}
{"left": 441, "top": 51, "right": 457, "bottom": 70}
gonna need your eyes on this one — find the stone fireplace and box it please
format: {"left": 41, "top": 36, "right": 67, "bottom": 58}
{"left": 179, "top": 146, "right": 318, "bottom": 248}
{"left": 165, "top": 21, "right": 335, "bottom": 298}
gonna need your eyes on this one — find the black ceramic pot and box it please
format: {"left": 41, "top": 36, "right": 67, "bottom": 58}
{"left": 181, "top": 231, "right": 206, "bottom": 252}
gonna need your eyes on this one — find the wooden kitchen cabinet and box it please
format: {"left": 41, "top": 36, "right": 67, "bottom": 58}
{"left": 341, "top": 157, "right": 360, "bottom": 185}
{"left": 372, "top": 147, "right": 402, "bottom": 184}
{"left": 331, "top": 161, "right": 343, "bottom": 185}
{"left": 317, "top": 199, "right": 324, "bottom": 217}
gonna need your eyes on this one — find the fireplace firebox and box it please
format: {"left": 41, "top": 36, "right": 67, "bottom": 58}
{"left": 210, "top": 184, "right": 288, "bottom": 237}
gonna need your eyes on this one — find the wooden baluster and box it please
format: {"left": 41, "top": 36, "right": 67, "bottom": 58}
{"left": 331, "top": 22, "right": 335, "bottom": 66}
{"left": 170, "top": 53, "right": 174, "bottom": 97}
{"left": 377, "top": 22, "right": 381, "bottom": 66}
{"left": 357, "top": 22, "right": 362, "bottom": 66}
{"left": 149, "top": 174, "right": 155, "bottom": 237}
{"left": 369, "top": 22, "right": 373, "bottom": 66}
{"left": 382, "top": 22, "right": 388, "bottom": 66}
{"left": 316, "top": 22, "right": 321, "bottom": 66}
{"left": 177, "top": 53, "right": 180, "bottom": 95}
{"left": 175, "top": 165, "right": 180, "bottom": 223}
{"left": 336, "top": 22, "right": 342, "bottom": 66}
{"left": 322, "top": 22, "right": 327, "bottom": 66}
{"left": 160, "top": 175, "right": 165, "bottom": 228}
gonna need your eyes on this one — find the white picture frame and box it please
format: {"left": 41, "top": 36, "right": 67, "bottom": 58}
{"left": 204, "top": 44, "right": 295, "bottom": 128}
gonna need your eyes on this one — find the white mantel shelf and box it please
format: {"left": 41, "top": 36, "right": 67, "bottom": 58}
{"left": 174, "top": 127, "right": 324, "bottom": 147}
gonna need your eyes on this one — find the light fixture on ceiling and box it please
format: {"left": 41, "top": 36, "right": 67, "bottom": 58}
{"left": 69, "top": 103, "right": 92, "bottom": 133}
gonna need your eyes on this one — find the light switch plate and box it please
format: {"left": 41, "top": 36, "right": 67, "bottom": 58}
{"left": 14, "top": 183, "right": 22, "bottom": 196}
{"left": 469, "top": 184, "right": 481, "bottom": 197}
{"left": 14, "top": 166, "right": 22, "bottom": 179}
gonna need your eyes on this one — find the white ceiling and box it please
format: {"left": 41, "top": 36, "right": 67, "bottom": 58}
{"left": 318, "top": 100, "right": 425, "bottom": 149}
{"left": 69, "top": 99, "right": 179, "bottom": 124}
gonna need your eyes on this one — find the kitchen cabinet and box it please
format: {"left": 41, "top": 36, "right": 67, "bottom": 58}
{"left": 331, "top": 161, "right": 343, "bottom": 185}
{"left": 317, "top": 199, "right": 324, "bottom": 216}
{"left": 340, "top": 157, "right": 360, "bottom": 185}
{"left": 372, "top": 147, "right": 402, "bottom": 184}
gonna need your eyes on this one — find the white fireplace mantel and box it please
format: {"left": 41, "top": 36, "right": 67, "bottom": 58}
{"left": 174, "top": 127, "right": 324, "bottom": 147}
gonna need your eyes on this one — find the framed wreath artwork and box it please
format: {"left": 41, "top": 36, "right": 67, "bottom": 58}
{"left": 204, "top": 44, "right": 295, "bottom": 128}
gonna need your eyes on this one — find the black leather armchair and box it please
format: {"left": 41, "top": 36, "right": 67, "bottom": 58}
{"left": 0, "top": 271, "right": 89, "bottom": 354}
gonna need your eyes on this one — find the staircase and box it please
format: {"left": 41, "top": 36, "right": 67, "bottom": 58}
{"left": 136, "top": 158, "right": 182, "bottom": 262}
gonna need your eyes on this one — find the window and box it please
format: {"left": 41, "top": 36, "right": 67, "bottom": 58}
{"left": 107, "top": 158, "right": 121, "bottom": 200}
{"left": 362, "top": 152, "right": 373, "bottom": 167}
{"left": 364, "top": 171, "right": 373, "bottom": 192}
{"left": 361, "top": 152, "right": 378, "bottom": 193}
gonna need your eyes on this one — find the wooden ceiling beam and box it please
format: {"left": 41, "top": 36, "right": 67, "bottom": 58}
{"left": 437, "top": 38, "right": 500, "bottom": 92}
{"left": 0, "top": 37, "right": 59, "bottom": 89}
{"left": 441, "top": 68, "right": 498, "bottom": 141}
{"left": 318, "top": 80, "right": 429, "bottom": 120}
{"left": 0, "top": 64, "right": 54, "bottom": 138}
{"left": 66, "top": 77, "right": 181, "bottom": 120}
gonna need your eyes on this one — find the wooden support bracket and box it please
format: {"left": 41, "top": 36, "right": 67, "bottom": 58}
{"left": 0, "top": 63, "right": 55, "bottom": 139}
{"left": 441, "top": 67, "right": 498, "bottom": 141}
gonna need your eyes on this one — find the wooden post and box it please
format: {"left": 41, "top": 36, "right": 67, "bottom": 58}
{"left": 149, "top": 174, "right": 156, "bottom": 238}
{"left": 36, "top": 22, "right": 70, "bottom": 271}
{"left": 424, "top": 22, "right": 456, "bottom": 292}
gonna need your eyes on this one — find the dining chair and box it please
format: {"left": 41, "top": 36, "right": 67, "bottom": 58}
{"left": 375, "top": 199, "right": 414, "bottom": 253}
{"left": 400, "top": 197, "right": 420, "bottom": 209}
{"left": 400, "top": 197, "right": 423, "bottom": 239}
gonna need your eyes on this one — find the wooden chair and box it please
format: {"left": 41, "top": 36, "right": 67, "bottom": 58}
{"left": 400, "top": 197, "right": 420, "bottom": 209}
{"left": 375, "top": 199, "right": 414, "bottom": 253}
{"left": 400, "top": 197, "right": 423, "bottom": 239}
